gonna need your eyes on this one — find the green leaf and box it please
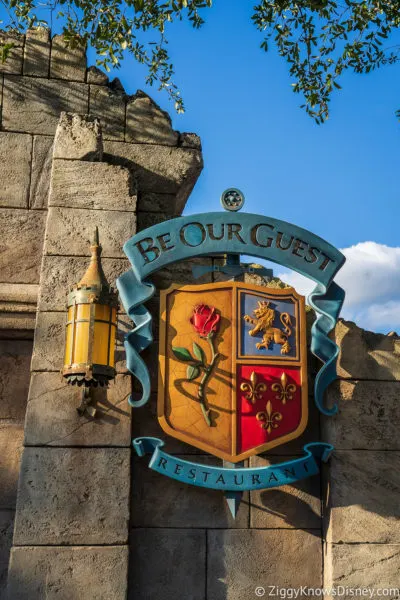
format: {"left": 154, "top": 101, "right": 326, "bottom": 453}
{"left": 187, "top": 364, "right": 200, "bottom": 380}
{"left": 172, "top": 347, "right": 193, "bottom": 362}
{"left": 192, "top": 341, "right": 205, "bottom": 364}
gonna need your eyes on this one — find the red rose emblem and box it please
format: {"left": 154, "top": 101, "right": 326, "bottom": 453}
{"left": 190, "top": 304, "right": 220, "bottom": 337}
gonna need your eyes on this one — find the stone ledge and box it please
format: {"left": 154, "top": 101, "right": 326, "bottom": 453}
{"left": 7, "top": 545, "right": 129, "bottom": 600}
{"left": 13, "top": 447, "right": 130, "bottom": 545}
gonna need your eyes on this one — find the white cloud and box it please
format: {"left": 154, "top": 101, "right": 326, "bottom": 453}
{"left": 277, "top": 242, "right": 400, "bottom": 334}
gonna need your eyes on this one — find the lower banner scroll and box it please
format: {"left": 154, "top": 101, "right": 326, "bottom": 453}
{"left": 133, "top": 438, "right": 333, "bottom": 491}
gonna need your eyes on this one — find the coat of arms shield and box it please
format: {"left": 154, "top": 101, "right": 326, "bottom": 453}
{"left": 158, "top": 282, "right": 308, "bottom": 462}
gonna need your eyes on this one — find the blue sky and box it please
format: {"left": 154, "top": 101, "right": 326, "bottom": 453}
{"left": 98, "top": 1, "right": 400, "bottom": 334}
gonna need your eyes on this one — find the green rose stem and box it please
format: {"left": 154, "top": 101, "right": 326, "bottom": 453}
{"left": 198, "top": 333, "right": 219, "bottom": 426}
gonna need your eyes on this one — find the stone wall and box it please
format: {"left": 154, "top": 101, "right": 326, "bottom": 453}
{"left": 0, "top": 28, "right": 203, "bottom": 599}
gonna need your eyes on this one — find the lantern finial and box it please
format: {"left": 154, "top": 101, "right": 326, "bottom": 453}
{"left": 78, "top": 228, "right": 108, "bottom": 290}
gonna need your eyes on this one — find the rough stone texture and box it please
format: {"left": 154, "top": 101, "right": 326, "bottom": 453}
{"left": 53, "top": 112, "right": 103, "bottom": 161}
{"left": 89, "top": 84, "right": 126, "bottom": 141}
{"left": 2, "top": 76, "right": 88, "bottom": 135}
{"left": 129, "top": 529, "right": 205, "bottom": 600}
{"left": 50, "top": 35, "right": 86, "bottom": 82}
{"left": 0, "top": 132, "right": 32, "bottom": 208}
{"left": 0, "top": 424, "right": 24, "bottom": 508}
{"left": 323, "top": 380, "right": 400, "bottom": 450}
{"left": 0, "top": 209, "right": 46, "bottom": 284}
{"left": 25, "top": 372, "right": 132, "bottom": 446}
{"left": 104, "top": 140, "right": 203, "bottom": 214}
{"left": 29, "top": 135, "right": 53, "bottom": 209}
{"left": 249, "top": 455, "right": 321, "bottom": 529}
{"left": 38, "top": 255, "right": 129, "bottom": 311}
{"left": 326, "top": 450, "right": 400, "bottom": 543}
{"left": 137, "top": 210, "right": 169, "bottom": 231}
{"left": 131, "top": 455, "right": 249, "bottom": 528}
{"left": 0, "top": 510, "right": 14, "bottom": 598}
{"left": 327, "top": 543, "right": 400, "bottom": 589}
{"left": 208, "top": 529, "right": 322, "bottom": 600}
{"left": 44, "top": 206, "right": 136, "bottom": 258}
{"left": 0, "top": 31, "right": 24, "bottom": 75}
{"left": 138, "top": 191, "right": 178, "bottom": 214}
{"left": 126, "top": 92, "right": 178, "bottom": 145}
{"left": 179, "top": 132, "right": 202, "bottom": 150}
{"left": 0, "top": 339, "right": 32, "bottom": 421}
{"left": 31, "top": 310, "right": 129, "bottom": 373}
{"left": 87, "top": 65, "right": 109, "bottom": 85}
{"left": 8, "top": 545, "right": 129, "bottom": 600}
{"left": 13, "top": 447, "right": 130, "bottom": 545}
{"left": 23, "top": 28, "right": 50, "bottom": 77}
{"left": 50, "top": 160, "right": 137, "bottom": 212}
{"left": 335, "top": 319, "right": 400, "bottom": 380}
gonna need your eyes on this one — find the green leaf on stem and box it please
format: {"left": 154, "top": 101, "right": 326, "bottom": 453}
{"left": 172, "top": 347, "right": 193, "bottom": 362}
{"left": 192, "top": 341, "right": 205, "bottom": 364}
{"left": 187, "top": 364, "right": 200, "bottom": 380}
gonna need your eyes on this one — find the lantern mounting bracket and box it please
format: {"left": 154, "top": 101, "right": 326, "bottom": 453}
{"left": 77, "top": 387, "right": 97, "bottom": 418}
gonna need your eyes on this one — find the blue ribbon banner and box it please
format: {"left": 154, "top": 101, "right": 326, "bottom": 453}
{"left": 117, "top": 212, "right": 345, "bottom": 415}
{"left": 133, "top": 438, "right": 334, "bottom": 491}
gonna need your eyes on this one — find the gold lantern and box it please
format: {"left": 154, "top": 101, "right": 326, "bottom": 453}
{"left": 62, "top": 228, "right": 119, "bottom": 416}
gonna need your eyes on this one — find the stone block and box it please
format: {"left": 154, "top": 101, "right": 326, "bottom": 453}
{"left": 2, "top": 76, "right": 88, "bottom": 135}
{"left": 23, "top": 27, "right": 50, "bottom": 76}
{"left": 0, "top": 339, "right": 33, "bottom": 421}
{"left": 126, "top": 91, "right": 178, "bottom": 145}
{"left": 87, "top": 65, "right": 109, "bottom": 85}
{"left": 89, "top": 84, "right": 126, "bottom": 140}
{"left": 8, "top": 545, "right": 129, "bottom": 600}
{"left": 29, "top": 135, "right": 53, "bottom": 209}
{"left": 0, "top": 423, "right": 24, "bottom": 508}
{"left": 0, "top": 209, "right": 46, "bottom": 284}
{"left": 44, "top": 206, "right": 136, "bottom": 258}
{"left": 0, "top": 510, "right": 14, "bottom": 598}
{"left": 249, "top": 455, "right": 321, "bottom": 528}
{"left": 38, "top": 255, "right": 129, "bottom": 311}
{"left": 327, "top": 543, "right": 400, "bottom": 589}
{"left": 49, "top": 160, "right": 137, "bottom": 211}
{"left": 131, "top": 455, "right": 249, "bottom": 528}
{"left": 179, "top": 132, "right": 202, "bottom": 150}
{"left": 53, "top": 112, "right": 103, "bottom": 160}
{"left": 129, "top": 529, "right": 205, "bottom": 600}
{"left": 50, "top": 34, "right": 86, "bottom": 81}
{"left": 323, "top": 380, "right": 400, "bottom": 450}
{"left": 326, "top": 450, "right": 400, "bottom": 543}
{"left": 137, "top": 211, "right": 170, "bottom": 231}
{"left": 104, "top": 140, "right": 203, "bottom": 214}
{"left": 25, "top": 372, "right": 132, "bottom": 446}
{"left": 0, "top": 31, "right": 24, "bottom": 74}
{"left": 335, "top": 319, "right": 400, "bottom": 380}
{"left": 31, "top": 310, "right": 129, "bottom": 373}
{"left": 208, "top": 529, "right": 322, "bottom": 600}
{"left": 0, "top": 132, "right": 32, "bottom": 208}
{"left": 13, "top": 447, "right": 130, "bottom": 544}
{"left": 138, "top": 191, "right": 178, "bottom": 214}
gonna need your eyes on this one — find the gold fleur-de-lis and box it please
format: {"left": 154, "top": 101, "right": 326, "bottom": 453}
{"left": 271, "top": 372, "right": 297, "bottom": 404}
{"left": 256, "top": 400, "right": 283, "bottom": 434}
{"left": 240, "top": 371, "right": 267, "bottom": 404}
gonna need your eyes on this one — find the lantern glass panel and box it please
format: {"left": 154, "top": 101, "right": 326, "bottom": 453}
{"left": 94, "top": 304, "right": 110, "bottom": 321}
{"left": 74, "top": 320, "right": 90, "bottom": 364}
{"left": 92, "top": 320, "right": 110, "bottom": 365}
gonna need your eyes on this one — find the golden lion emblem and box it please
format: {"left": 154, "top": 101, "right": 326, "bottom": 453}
{"left": 243, "top": 300, "right": 292, "bottom": 355}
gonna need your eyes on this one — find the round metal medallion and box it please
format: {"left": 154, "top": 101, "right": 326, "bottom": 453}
{"left": 220, "top": 188, "right": 245, "bottom": 212}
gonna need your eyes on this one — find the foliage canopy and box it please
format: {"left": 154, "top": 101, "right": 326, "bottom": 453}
{"left": 1, "top": 0, "right": 399, "bottom": 122}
